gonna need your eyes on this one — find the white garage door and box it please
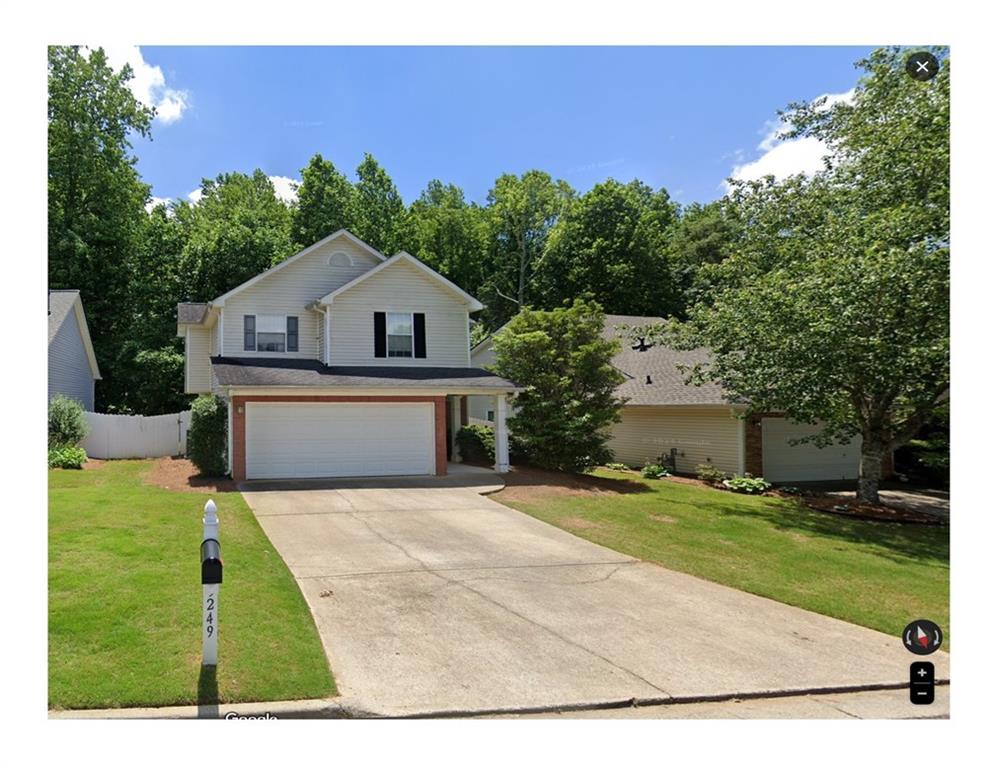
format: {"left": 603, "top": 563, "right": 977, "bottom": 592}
{"left": 245, "top": 402, "right": 435, "bottom": 480}
{"left": 762, "top": 418, "right": 861, "bottom": 482}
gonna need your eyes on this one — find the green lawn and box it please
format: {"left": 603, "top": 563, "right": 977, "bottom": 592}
{"left": 496, "top": 470, "right": 948, "bottom": 640}
{"left": 49, "top": 461, "right": 335, "bottom": 710}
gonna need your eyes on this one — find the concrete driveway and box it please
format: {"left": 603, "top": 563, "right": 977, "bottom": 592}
{"left": 241, "top": 472, "right": 949, "bottom": 717}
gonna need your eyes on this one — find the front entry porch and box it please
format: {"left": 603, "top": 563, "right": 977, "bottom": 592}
{"left": 446, "top": 393, "right": 511, "bottom": 473}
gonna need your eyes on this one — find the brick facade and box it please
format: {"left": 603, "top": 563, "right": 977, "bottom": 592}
{"left": 230, "top": 394, "right": 448, "bottom": 481}
{"left": 744, "top": 414, "right": 765, "bottom": 477}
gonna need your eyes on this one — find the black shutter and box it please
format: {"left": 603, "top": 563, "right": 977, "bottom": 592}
{"left": 374, "top": 312, "right": 386, "bottom": 358}
{"left": 243, "top": 315, "right": 255, "bottom": 351}
{"left": 413, "top": 313, "right": 426, "bottom": 358}
{"left": 286, "top": 316, "right": 299, "bottom": 352}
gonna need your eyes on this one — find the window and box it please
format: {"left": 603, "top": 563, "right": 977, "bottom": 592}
{"left": 387, "top": 312, "right": 413, "bottom": 358}
{"left": 328, "top": 251, "right": 353, "bottom": 267}
{"left": 243, "top": 315, "right": 255, "bottom": 351}
{"left": 374, "top": 311, "right": 426, "bottom": 359}
{"left": 244, "top": 314, "right": 297, "bottom": 353}
{"left": 486, "top": 410, "right": 495, "bottom": 422}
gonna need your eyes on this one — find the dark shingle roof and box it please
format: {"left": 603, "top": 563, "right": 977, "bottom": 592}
{"left": 602, "top": 314, "right": 730, "bottom": 406}
{"left": 177, "top": 303, "right": 209, "bottom": 324}
{"left": 48, "top": 290, "right": 79, "bottom": 344}
{"left": 211, "top": 357, "right": 519, "bottom": 391}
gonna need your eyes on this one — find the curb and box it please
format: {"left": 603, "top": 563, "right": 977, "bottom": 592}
{"left": 48, "top": 680, "right": 949, "bottom": 720}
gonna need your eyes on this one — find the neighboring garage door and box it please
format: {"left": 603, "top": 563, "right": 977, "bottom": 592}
{"left": 762, "top": 418, "right": 861, "bottom": 482}
{"left": 245, "top": 402, "right": 435, "bottom": 480}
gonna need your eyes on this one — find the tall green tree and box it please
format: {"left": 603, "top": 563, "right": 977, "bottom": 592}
{"left": 179, "top": 170, "right": 294, "bottom": 302}
{"left": 291, "top": 153, "right": 357, "bottom": 248}
{"left": 111, "top": 204, "right": 189, "bottom": 413}
{"left": 400, "top": 180, "right": 490, "bottom": 298}
{"left": 48, "top": 46, "right": 154, "bottom": 410}
{"left": 482, "top": 170, "right": 573, "bottom": 325}
{"left": 491, "top": 299, "right": 625, "bottom": 472}
{"left": 645, "top": 47, "right": 949, "bottom": 503}
{"left": 539, "top": 179, "right": 679, "bottom": 316}
{"left": 353, "top": 153, "right": 405, "bottom": 254}
{"left": 666, "top": 200, "right": 742, "bottom": 313}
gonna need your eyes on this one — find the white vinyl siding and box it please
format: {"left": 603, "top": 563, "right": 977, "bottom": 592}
{"left": 329, "top": 258, "right": 470, "bottom": 367}
{"left": 468, "top": 340, "right": 496, "bottom": 422}
{"left": 222, "top": 236, "right": 379, "bottom": 359}
{"left": 607, "top": 405, "right": 743, "bottom": 474}
{"left": 48, "top": 306, "right": 96, "bottom": 410}
{"left": 761, "top": 418, "right": 861, "bottom": 482}
{"left": 185, "top": 326, "right": 214, "bottom": 393}
{"left": 245, "top": 402, "right": 435, "bottom": 479}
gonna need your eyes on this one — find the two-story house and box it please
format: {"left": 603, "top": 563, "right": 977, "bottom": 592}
{"left": 177, "top": 230, "right": 518, "bottom": 481}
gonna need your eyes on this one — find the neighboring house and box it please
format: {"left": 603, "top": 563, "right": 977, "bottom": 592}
{"left": 48, "top": 290, "right": 101, "bottom": 411}
{"left": 177, "top": 230, "right": 518, "bottom": 481}
{"left": 470, "top": 314, "right": 869, "bottom": 483}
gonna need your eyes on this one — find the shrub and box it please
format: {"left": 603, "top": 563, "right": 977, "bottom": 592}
{"left": 48, "top": 395, "right": 88, "bottom": 448}
{"left": 723, "top": 474, "right": 772, "bottom": 494}
{"left": 605, "top": 462, "right": 630, "bottom": 472}
{"left": 641, "top": 464, "right": 670, "bottom": 479}
{"left": 187, "top": 395, "right": 227, "bottom": 476}
{"left": 456, "top": 424, "right": 495, "bottom": 465}
{"left": 695, "top": 463, "right": 726, "bottom": 485}
{"left": 48, "top": 444, "right": 87, "bottom": 469}
{"left": 491, "top": 299, "right": 626, "bottom": 472}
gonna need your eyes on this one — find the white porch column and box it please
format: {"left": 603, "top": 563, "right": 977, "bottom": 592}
{"left": 494, "top": 393, "right": 510, "bottom": 473}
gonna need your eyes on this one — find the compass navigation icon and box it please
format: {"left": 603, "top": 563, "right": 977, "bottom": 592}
{"left": 903, "top": 619, "right": 942, "bottom": 655}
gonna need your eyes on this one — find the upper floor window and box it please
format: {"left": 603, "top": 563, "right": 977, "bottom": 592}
{"left": 387, "top": 312, "right": 413, "bottom": 358}
{"left": 244, "top": 315, "right": 298, "bottom": 353}
{"left": 374, "top": 311, "right": 427, "bottom": 359}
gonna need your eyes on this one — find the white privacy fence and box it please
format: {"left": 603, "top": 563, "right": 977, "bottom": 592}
{"left": 82, "top": 410, "right": 191, "bottom": 459}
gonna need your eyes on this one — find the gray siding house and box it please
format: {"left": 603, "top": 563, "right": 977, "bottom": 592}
{"left": 48, "top": 290, "right": 101, "bottom": 410}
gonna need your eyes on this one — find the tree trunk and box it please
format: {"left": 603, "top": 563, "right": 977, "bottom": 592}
{"left": 857, "top": 440, "right": 885, "bottom": 504}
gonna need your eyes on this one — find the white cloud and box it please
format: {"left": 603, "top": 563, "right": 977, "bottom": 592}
{"left": 98, "top": 46, "right": 190, "bottom": 124}
{"left": 269, "top": 176, "right": 300, "bottom": 204}
{"left": 145, "top": 196, "right": 171, "bottom": 213}
{"left": 726, "top": 89, "right": 855, "bottom": 192}
{"left": 185, "top": 175, "right": 299, "bottom": 205}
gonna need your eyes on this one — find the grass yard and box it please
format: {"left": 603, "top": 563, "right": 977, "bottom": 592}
{"left": 495, "top": 469, "right": 948, "bottom": 640}
{"left": 49, "top": 461, "right": 335, "bottom": 710}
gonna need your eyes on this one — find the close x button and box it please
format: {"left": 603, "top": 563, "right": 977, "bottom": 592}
{"left": 910, "top": 661, "right": 935, "bottom": 705}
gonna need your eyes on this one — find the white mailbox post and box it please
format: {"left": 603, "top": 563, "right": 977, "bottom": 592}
{"left": 201, "top": 499, "right": 222, "bottom": 666}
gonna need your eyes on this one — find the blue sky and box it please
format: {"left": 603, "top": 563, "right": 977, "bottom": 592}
{"left": 113, "top": 46, "right": 875, "bottom": 208}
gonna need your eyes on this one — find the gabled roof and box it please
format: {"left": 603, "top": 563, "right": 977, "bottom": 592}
{"left": 472, "top": 313, "right": 729, "bottom": 406}
{"left": 48, "top": 290, "right": 101, "bottom": 379}
{"left": 602, "top": 314, "right": 729, "bottom": 406}
{"left": 318, "top": 251, "right": 485, "bottom": 311}
{"left": 211, "top": 229, "right": 385, "bottom": 307}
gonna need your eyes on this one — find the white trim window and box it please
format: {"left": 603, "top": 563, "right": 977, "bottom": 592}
{"left": 387, "top": 312, "right": 414, "bottom": 358}
{"left": 244, "top": 314, "right": 299, "bottom": 353}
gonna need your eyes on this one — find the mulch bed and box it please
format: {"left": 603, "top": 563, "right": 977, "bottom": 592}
{"left": 493, "top": 465, "right": 647, "bottom": 503}
{"left": 144, "top": 457, "right": 238, "bottom": 493}
{"left": 500, "top": 464, "right": 944, "bottom": 525}
{"left": 775, "top": 491, "right": 947, "bottom": 525}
